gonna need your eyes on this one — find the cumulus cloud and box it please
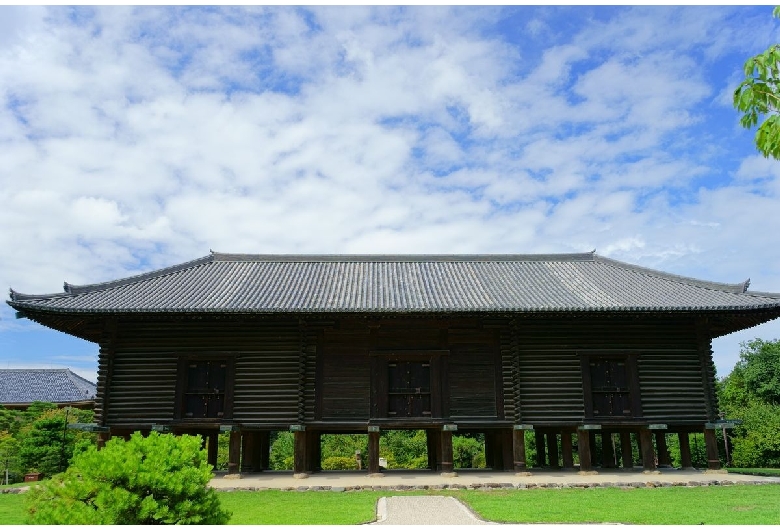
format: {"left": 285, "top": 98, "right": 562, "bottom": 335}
{"left": 2, "top": 6, "right": 780, "bottom": 380}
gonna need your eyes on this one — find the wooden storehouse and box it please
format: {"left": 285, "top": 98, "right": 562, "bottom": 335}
{"left": 8, "top": 252, "right": 780, "bottom": 475}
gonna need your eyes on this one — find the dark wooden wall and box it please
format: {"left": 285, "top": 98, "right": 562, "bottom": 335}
{"left": 94, "top": 314, "right": 718, "bottom": 429}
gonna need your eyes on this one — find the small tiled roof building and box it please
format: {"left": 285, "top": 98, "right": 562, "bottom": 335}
{"left": 7, "top": 251, "right": 780, "bottom": 475}
{"left": 0, "top": 369, "right": 96, "bottom": 409}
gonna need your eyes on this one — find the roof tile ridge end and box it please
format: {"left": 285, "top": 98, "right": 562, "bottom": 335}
{"left": 64, "top": 254, "right": 215, "bottom": 295}
{"left": 594, "top": 254, "right": 751, "bottom": 294}
{"left": 65, "top": 369, "right": 97, "bottom": 389}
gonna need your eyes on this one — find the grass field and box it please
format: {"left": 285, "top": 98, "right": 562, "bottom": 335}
{"left": 1, "top": 484, "right": 779, "bottom": 525}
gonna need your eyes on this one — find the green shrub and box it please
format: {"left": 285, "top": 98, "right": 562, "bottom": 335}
{"left": 27, "top": 432, "right": 230, "bottom": 525}
{"left": 321, "top": 456, "right": 357, "bottom": 470}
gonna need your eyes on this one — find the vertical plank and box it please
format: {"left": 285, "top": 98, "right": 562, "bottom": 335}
{"left": 207, "top": 432, "right": 218, "bottom": 468}
{"left": 258, "top": 431, "right": 271, "bottom": 470}
{"left": 547, "top": 432, "right": 560, "bottom": 469}
{"left": 293, "top": 430, "right": 307, "bottom": 475}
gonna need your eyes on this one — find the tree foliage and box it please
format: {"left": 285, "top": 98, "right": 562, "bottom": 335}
{"left": 734, "top": 7, "right": 780, "bottom": 160}
{"left": 18, "top": 407, "right": 94, "bottom": 477}
{"left": 720, "top": 339, "right": 780, "bottom": 467}
{"left": 27, "top": 431, "right": 230, "bottom": 525}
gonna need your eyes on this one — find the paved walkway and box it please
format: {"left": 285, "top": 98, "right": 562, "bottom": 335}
{"left": 373, "top": 495, "right": 494, "bottom": 525}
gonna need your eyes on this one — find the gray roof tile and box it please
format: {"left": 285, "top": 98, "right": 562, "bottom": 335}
{"left": 7, "top": 252, "right": 780, "bottom": 314}
{"left": 0, "top": 369, "right": 96, "bottom": 405}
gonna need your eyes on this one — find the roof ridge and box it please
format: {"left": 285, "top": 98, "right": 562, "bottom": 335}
{"left": 209, "top": 251, "right": 598, "bottom": 263}
{"left": 594, "top": 255, "right": 750, "bottom": 294}
{"left": 64, "top": 368, "right": 97, "bottom": 388}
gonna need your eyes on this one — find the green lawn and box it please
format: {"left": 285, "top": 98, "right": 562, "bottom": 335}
{"left": 728, "top": 467, "right": 780, "bottom": 477}
{"left": 1, "top": 484, "right": 779, "bottom": 525}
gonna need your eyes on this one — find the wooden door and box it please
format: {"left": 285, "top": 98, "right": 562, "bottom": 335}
{"left": 184, "top": 361, "right": 227, "bottom": 418}
{"left": 387, "top": 361, "right": 431, "bottom": 417}
{"left": 589, "top": 359, "right": 631, "bottom": 417}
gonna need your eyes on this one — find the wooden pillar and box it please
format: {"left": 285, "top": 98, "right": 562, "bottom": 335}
{"left": 307, "top": 431, "right": 321, "bottom": 472}
{"left": 513, "top": 429, "right": 528, "bottom": 471}
{"left": 241, "top": 433, "right": 255, "bottom": 473}
{"left": 561, "top": 430, "right": 574, "bottom": 469}
{"left": 293, "top": 430, "right": 307, "bottom": 475}
{"left": 546, "top": 432, "right": 560, "bottom": 469}
{"left": 602, "top": 432, "right": 616, "bottom": 468}
{"left": 639, "top": 428, "right": 656, "bottom": 471}
{"left": 577, "top": 429, "right": 593, "bottom": 472}
{"left": 207, "top": 432, "right": 218, "bottom": 468}
{"left": 678, "top": 432, "right": 693, "bottom": 469}
{"left": 589, "top": 431, "right": 598, "bottom": 467}
{"left": 655, "top": 432, "right": 671, "bottom": 467}
{"left": 426, "top": 429, "right": 441, "bottom": 470}
{"left": 535, "top": 431, "right": 546, "bottom": 467}
{"left": 368, "top": 430, "right": 381, "bottom": 474}
{"left": 97, "top": 432, "right": 109, "bottom": 450}
{"left": 440, "top": 429, "right": 454, "bottom": 474}
{"left": 500, "top": 429, "right": 513, "bottom": 471}
{"left": 620, "top": 432, "right": 634, "bottom": 469}
{"left": 484, "top": 431, "right": 495, "bottom": 468}
{"left": 227, "top": 431, "right": 241, "bottom": 475}
{"left": 254, "top": 431, "right": 269, "bottom": 471}
{"left": 704, "top": 428, "right": 721, "bottom": 470}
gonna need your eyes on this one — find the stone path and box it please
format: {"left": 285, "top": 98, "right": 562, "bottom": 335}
{"left": 372, "top": 495, "right": 494, "bottom": 525}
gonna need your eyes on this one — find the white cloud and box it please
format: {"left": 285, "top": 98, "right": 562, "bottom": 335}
{"left": 1, "top": 6, "right": 779, "bottom": 378}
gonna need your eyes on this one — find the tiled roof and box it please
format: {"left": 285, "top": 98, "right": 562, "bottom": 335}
{"left": 7, "top": 251, "right": 780, "bottom": 314}
{"left": 0, "top": 369, "right": 96, "bottom": 405}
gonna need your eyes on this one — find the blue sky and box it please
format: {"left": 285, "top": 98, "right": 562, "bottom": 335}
{"left": 2, "top": 5, "right": 780, "bottom": 382}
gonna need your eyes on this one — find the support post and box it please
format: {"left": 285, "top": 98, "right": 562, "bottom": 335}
{"left": 678, "top": 432, "right": 693, "bottom": 469}
{"left": 561, "top": 430, "right": 574, "bottom": 469}
{"left": 241, "top": 432, "right": 255, "bottom": 473}
{"left": 601, "top": 431, "right": 614, "bottom": 468}
{"left": 484, "top": 431, "right": 495, "bottom": 469}
{"left": 577, "top": 428, "right": 594, "bottom": 473}
{"left": 704, "top": 428, "right": 721, "bottom": 470}
{"left": 547, "top": 432, "right": 560, "bottom": 469}
{"left": 440, "top": 427, "right": 456, "bottom": 476}
{"left": 368, "top": 429, "right": 381, "bottom": 475}
{"left": 589, "top": 431, "right": 598, "bottom": 467}
{"left": 227, "top": 431, "right": 241, "bottom": 475}
{"left": 97, "top": 431, "right": 110, "bottom": 450}
{"left": 655, "top": 432, "right": 671, "bottom": 467}
{"left": 639, "top": 428, "right": 656, "bottom": 472}
{"left": 293, "top": 430, "right": 308, "bottom": 476}
{"left": 535, "top": 431, "right": 546, "bottom": 467}
{"left": 256, "top": 431, "right": 270, "bottom": 471}
{"left": 620, "top": 432, "right": 634, "bottom": 469}
{"left": 426, "top": 429, "right": 441, "bottom": 470}
{"left": 513, "top": 428, "right": 528, "bottom": 472}
{"left": 207, "top": 432, "right": 218, "bottom": 468}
